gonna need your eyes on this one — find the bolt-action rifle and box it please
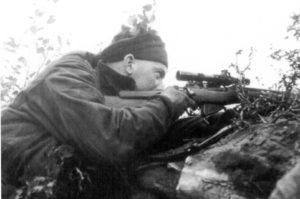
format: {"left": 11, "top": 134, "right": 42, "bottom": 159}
{"left": 105, "top": 70, "right": 284, "bottom": 161}
{"left": 105, "top": 70, "right": 282, "bottom": 110}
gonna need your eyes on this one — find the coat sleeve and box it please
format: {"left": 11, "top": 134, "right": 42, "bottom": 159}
{"left": 42, "top": 54, "right": 174, "bottom": 163}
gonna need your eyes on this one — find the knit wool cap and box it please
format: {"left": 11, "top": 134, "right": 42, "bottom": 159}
{"left": 99, "top": 32, "right": 168, "bottom": 67}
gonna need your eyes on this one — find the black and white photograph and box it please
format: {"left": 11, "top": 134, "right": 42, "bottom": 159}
{"left": 1, "top": 0, "right": 300, "bottom": 198}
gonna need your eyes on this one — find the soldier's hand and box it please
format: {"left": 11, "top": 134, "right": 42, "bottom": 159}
{"left": 159, "top": 86, "right": 197, "bottom": 118}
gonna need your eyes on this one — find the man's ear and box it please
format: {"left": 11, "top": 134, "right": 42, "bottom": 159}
{"left": 123, "top": 54, "right": 135, "bottom": 75}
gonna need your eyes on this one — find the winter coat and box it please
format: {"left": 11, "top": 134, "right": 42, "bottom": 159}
{"left": 1, "top": 52, "right": 174, "bottom": 186}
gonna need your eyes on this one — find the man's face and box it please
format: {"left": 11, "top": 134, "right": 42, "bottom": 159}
{"left": 131, "top": 60, "right": 167, "bottom": 91}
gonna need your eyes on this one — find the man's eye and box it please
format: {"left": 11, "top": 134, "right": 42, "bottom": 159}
{"left": 155, "top": 71, "right": 165, "bottom": 79}
{"left": 155, "top": 72, "right": 161, "bottom": 79}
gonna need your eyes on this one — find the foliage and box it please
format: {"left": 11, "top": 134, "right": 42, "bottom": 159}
{"left": 1, "top": 0, "right": 70, "bottom": 106}
{"left": 230, "top": 14, "right": 300, "bottom": 125}
{"left": 271, "top": 13, "right": 300, "bottom": 98}
{"left": 112, "top": 1, "right": 157, "bottom": 42}
{"left": 287, "top": 14, "right": 300, "bottom": 40}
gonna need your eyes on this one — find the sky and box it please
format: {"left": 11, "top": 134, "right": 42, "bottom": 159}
{"left": 1, "top": 0, "right": 299, "bottom": 88}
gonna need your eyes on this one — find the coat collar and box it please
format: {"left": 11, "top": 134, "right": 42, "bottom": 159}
{"left": 96, "top": 62, "right": 136, "bottom": 96}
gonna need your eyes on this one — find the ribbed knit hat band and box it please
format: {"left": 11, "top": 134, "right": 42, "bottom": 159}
{"left": 99, "top": 32, "right": 168, "bottom": 67}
